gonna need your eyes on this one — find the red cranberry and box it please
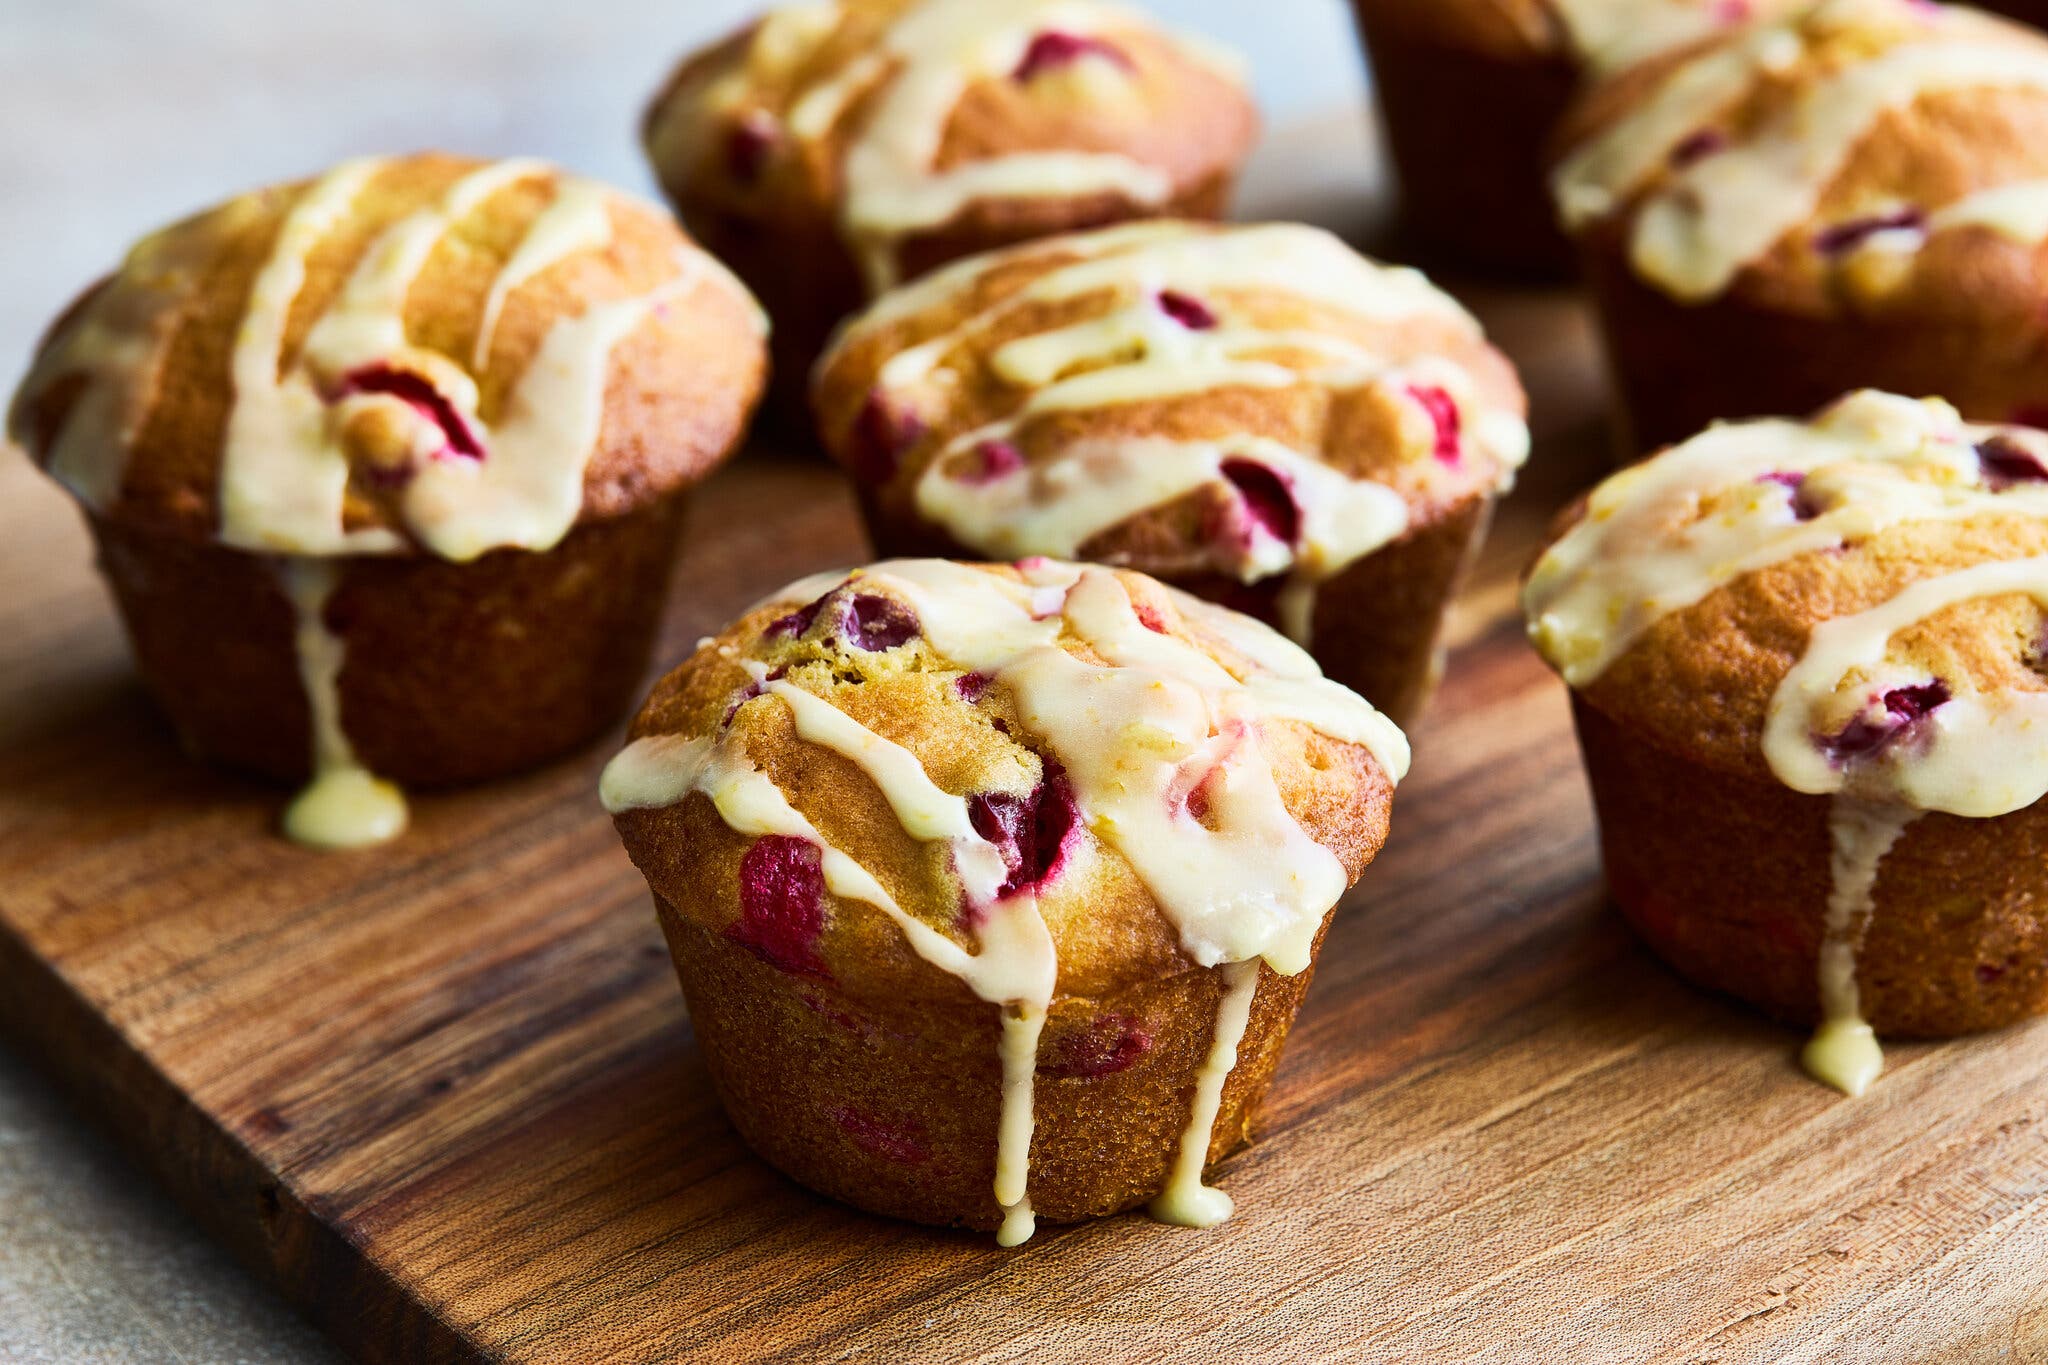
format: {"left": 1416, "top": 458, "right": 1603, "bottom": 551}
{"left": 844, "top": 593, "right": 919, "bottom": 651}
{"left": 1669, "top": 128, "right": 1729, "bottom": 169}
{"left": 1132, "top": 600, "right": 1170, "bottom": 634}
{"left": 1407, "top": 385, "right": 1462, "bottom": 465}
{"left": 1040, "top": 1014, "right": 1153, "bottom": 1078}
{"left": 332, "top": 363, "right": 485, "bottom": 462}
{"left": 1977, "top": 960, "right": 2011, "bottom": 985}
{"left": 1757, "top": 470, "right": 1821, "bottom": 519}
{"left": 1814, "top": 208, "right": 1926, "bottom": 256}
{"left": 1157, "top": 290, "right": 1217, "bottom": 331}
{"left": 1012, "top": 30, "right": 1133, "bottom": 82}
{"left": 767, "top": 589, "right": 837, "bottom": 640}
{"left": 826, "top": 1105, "right": 931, "bottom": 1164}
{"left": 1220, "top": 459, "right": 1301, "bottom": 546}
{"left": 729, "top": 835, "right": 830, "bottom": 978}
{"left": 962, "top": 438, "right": 1024, "bottom": 483}
{"left": 724, "top": 111, "right": 778, "bottom": 184}
{"left": 968, "top": 763, "right": 1080, "bottom": 899}
{"left": 955, "top": 671, "right": 990, "bottom": 702}
{"left": 1824, "top": 680, "right": 1951, "bottom": 763}
{"left": 1977, "top": 435, "right": 2048, "bottom": 489}
{"left": 847, "top": 390, "right": 924, "bottom": 485}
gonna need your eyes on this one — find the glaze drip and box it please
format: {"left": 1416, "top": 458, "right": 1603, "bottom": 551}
{"left": 604, "top": 559, "right": 1405, "bottom": 1241}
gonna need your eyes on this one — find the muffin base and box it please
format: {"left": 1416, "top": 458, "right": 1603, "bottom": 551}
{"left": 1580, "top": 249, "right": 2048, "bottom": 456}
{"left": 1352, "top": 8, "right": 1577, "bottom": 278}
{"left": 853, "top": 490, "right": 1494, "bottom": 730}
{"left": 1573, "top": 695, "right": 2048, "bottom": 1037}
{"left": 657, "top": 898, "right": 1325, "bottom": 1231}
{"left": 90, "top": 494, "right": 689, "bottom": 789}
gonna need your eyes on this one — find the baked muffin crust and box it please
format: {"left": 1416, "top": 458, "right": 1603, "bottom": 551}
{"left": 606, "top": 557, "right": 1402, "bottom": 1241}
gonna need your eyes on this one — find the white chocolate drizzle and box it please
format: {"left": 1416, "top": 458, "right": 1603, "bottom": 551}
{"left": 1525, "top": 389, "right": 2048, "bottom": 1092}
{"left": 277, "top": 558, "right": 409, "bottom": 849}
{"left": 603, "top": 559, "right": 1405, "bottom": 1241}
{"left": 23, "top": 154, "right": 760, "bottom": 848}
{"left": 831, "top": 222, "right": 1527, "bottom": 649}
{"left": 1550, "top": 0, "right": 1783, "bottom": 75}
{"left": 1554, "top": 0, "right": 2048, "bottom": 300}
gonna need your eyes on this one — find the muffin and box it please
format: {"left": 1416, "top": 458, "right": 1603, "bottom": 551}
{"left": 1554, "top": 0, "right": 2048, "bottom": 454}
{"left": 1524, "top": 389, "right": 2048, "bottom": 1095}
{"left": 811, "top": 220, "right": 1530, "bottom": 726}
{"left": 602, "top": 558, "right": 1405, "bottom": 1242}
{"left": 9, "top": 152, "right": 768, "bottom": 849}
{"left": 642, "top": 0, "right": 1259, "bottom": 408}
{"left": 1351, "top": 0, "right": 1790, "bottom": 276}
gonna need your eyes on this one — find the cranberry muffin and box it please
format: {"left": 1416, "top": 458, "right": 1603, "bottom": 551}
{"left": 1554, "top": 0, "right": 2048, "bottom": 453}
{"left": 1352, "top": 0, "right": 1792, "bottom": 276}
{"left": 603, "top": 558, "right": 1406, "bottom": 1242}
{"left": 9, "top": 152, "right": 768, "bottom": 848}
{"left": 642, "top": 0, "right": 1259, "bottom": 408}
{"left": 1525, "top": 389, "right": 2048, "bottom": 1095}
{"left": 811, "top": 220, "right": 1530, "bottom": 726}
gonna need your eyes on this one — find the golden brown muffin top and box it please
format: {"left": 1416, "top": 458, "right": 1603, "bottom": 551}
{"left": 1525, "top": 390, "right": 2048, "bottom": 815}
{"left": 9, "top": 152, "right": 768, "bottom": 561}
{"left": 812, "top": 221, "right": 1528, "bottom": 634}
{"left": 1356, "top": 0, "right": 1795, "bottom": 69}
{"left": 642, "top": 0, "right": 1259, "bottom": 295}
{"left": 603, "top": 557, "right": 1403, "bottom": 1005}
{"left": 1554, "top": 0, "right": 2048, "bottom": 314}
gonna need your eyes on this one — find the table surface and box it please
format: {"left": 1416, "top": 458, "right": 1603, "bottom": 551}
{"left": 0, "top": 2, "right": 1379, "bottom": 1359}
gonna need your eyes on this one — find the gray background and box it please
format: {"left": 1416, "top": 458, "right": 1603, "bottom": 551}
{"left": 0, "top": 1, "right": 1378, "bottom": 1360}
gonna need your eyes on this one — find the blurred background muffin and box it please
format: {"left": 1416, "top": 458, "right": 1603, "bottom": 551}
{"left": 1350, "top": 0, "right": 1799, "bottom": 277}
{"left": 1554, "top": 0, "right": 2048, "bottom": 454}
{"left": 643, "top": 0, "right": 1260, "bottom": 413}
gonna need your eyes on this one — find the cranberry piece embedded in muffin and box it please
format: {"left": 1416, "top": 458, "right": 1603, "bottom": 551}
{"left": 731, "top": 836, "right": 833, "bottom": 978}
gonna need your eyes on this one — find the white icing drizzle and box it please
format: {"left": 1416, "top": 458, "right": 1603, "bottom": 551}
{"left": 1526, "top": 391, "right": 2048, "bottom": 687}
{"left": 830, "top": 0, "right": 1178, "bottom": 293}
{"left": 1551, "top": 0, "right": 1777, "bottom": 74}
{"left": 1150, "top": 958, "right": 1259, "bottom": 1227}
{"left": 1525, "top": 389, "right": 2048, "bottom": 1094}
{"left": 1925, "top": 178, "right": 2048, "bottom": 244}
{"left": 832, "top": 222, "right": 1526, "bottom": 649}
{"left": 277, "top": 558, "right": 408, "bottom": 850}
{"left": 602, "top": 559, "right": 1405, "bottom": 1241}
{"left": 1554, "top": 0, "right": 2048, "bottom": 300}
{"left": 26, "top": 154, "right": 757, "bottom": 850}
{"left": 473, "top": 180, "right": 617, "bottom": 369}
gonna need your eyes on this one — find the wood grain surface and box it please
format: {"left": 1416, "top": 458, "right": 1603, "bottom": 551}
{"left": 2, "top": 282, "right": 2046, "bottom": 1363}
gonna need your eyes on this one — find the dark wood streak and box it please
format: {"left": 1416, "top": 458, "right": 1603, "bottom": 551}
{"left": 2, "top": 290, "right": 2046, "bottom": 1362}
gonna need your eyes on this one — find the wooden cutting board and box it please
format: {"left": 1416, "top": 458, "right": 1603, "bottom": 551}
{"left": 3, "top": 283, "right": 2046, "bottom": 1364}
